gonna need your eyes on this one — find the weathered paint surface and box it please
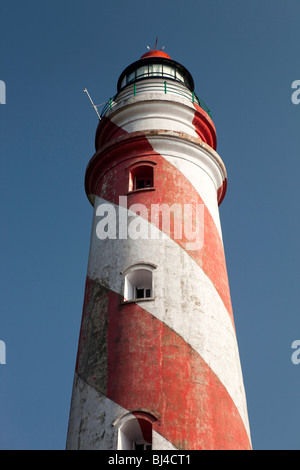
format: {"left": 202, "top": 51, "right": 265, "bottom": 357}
{"left": 94, "top": 91, "right": 217, "bottom": 153}
{"left": 71, "top": 277, "right": 251, "bottom": 449}
{"left": 67, "top": 58, "right": 251, "bottom": 450}
{"left": 66, "top": 373, "right": 176, "bottom": 450}
{"left": 86, "top": 130, "right": 232, "bottom": 322}
{"left": 85, "top": 198, "right": 250, "bottom": 434}
{"left": 69, "top": 271, "right": 251, "bottom": 449}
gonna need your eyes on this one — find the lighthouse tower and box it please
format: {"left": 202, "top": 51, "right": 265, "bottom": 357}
{"left": 66, "top": 45, "right": 252, "bottom": 450}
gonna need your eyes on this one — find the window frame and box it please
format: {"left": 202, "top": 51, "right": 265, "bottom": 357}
{"left": 121, "top": 263, "right": 157, "bottom": 304}
{"left": 113, "top": 410, "right": 159, "bottom": 451}
{"left": 127, "top": 161, "right": 156, "bottom": 194}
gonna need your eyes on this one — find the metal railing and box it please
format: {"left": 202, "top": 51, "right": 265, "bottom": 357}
{"left": 100, "top": 80, "right": 211, "bottom": 118}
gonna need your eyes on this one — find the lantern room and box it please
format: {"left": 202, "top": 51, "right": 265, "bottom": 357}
{"left": 117, "top": 50, "right": 195, "bottom": 92}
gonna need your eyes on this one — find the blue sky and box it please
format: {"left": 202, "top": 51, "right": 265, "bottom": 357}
{"left": 0, "top": 0, "right": 299, "bottom": 450}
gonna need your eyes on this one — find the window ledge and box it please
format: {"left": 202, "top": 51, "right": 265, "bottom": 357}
{"left": 127, "top": 187, "right": 156, "bottom": 195}
{"left": 122, "top": 297, "right": 155, "bottom": 305}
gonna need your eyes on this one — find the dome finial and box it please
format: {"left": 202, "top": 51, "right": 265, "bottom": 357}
{"left": 141, "top": 38, "right": 170, "bottom": 59}
{"left": 146, "top": 37, "right": 165, "bottom": 53}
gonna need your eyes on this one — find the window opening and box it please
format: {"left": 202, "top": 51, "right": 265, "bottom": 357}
{"left": 134, "top": 443, "right": 152, "bottom": 450}
{"left": 118, "top": 416, "right": 153, "bottom": 451}
{"left": 129, "top": 165, "right": 154, "bottom": 192}
{"left": 124, "top": 269, "right": 153, "bottom": 302}
{"left": 135, "top": 287, "right": 152, "bottom": 299}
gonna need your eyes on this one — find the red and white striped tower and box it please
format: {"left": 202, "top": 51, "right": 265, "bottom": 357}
{"left": 66, "top": 46, "right": 252, "bottom": 450}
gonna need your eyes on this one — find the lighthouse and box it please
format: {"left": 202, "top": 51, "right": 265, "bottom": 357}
{"left": 66, "top": 45, "right": 252, "bottom": 450}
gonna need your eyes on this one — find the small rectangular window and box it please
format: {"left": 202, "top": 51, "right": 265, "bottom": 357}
{"left": 129, "top": 165, "right": 154, "bottom": 192}
{"left": 137, "top": 178, "right": 145, "bottom": 189}
{"left": 145, "top": 289, "right": 151, "bottom": 298}
{"left": 134, "top": 442, "right": 152, "bottom": 450}
{"left": 135, "top": 443, "right": 144, "bottom": 451}
{"left": 136, "top": 288, "right": 145, "bottom": 299}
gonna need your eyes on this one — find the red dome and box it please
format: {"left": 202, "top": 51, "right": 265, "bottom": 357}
{"left": 140, "top": 50, "right": 171, "bottom": 60}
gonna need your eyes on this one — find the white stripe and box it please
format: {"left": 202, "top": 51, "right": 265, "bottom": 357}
{"left": 109, "top": 91, "right": 200, "bottom": 141}
{"left": 87, "top": 197, "right": 251, "bottom": 440}
{"left": 67, "top": 372, "right": 121, "bottom": 449}
{"left": 153, "top": 431, "right": 177, "bottom": 450}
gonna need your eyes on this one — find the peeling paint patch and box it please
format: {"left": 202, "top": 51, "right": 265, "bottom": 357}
{"left": 76, "top": 278, "right": 110, "bottom": 395}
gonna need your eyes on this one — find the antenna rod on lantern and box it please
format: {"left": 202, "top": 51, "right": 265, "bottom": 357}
{"left": 83, "top": 88, "right": 102, "bottom": 121}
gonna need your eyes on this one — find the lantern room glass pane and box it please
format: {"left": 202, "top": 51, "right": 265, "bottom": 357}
{"left": 163, "top": 65, "right": 175, "bottom": 79}
{"left": 120, "top": 76, "right": 126, "bottom": 88}
{"left": 148, "top": 64, "right": 163, "bottom": 76}
{"left": 127, "top": 70, "right": 136, "bottom": 84}
{"left": 175, "top": 70, "right": 185, "bottom": 83}
{"left": 136, "top": 66, "right": 149, "bottom": 79}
